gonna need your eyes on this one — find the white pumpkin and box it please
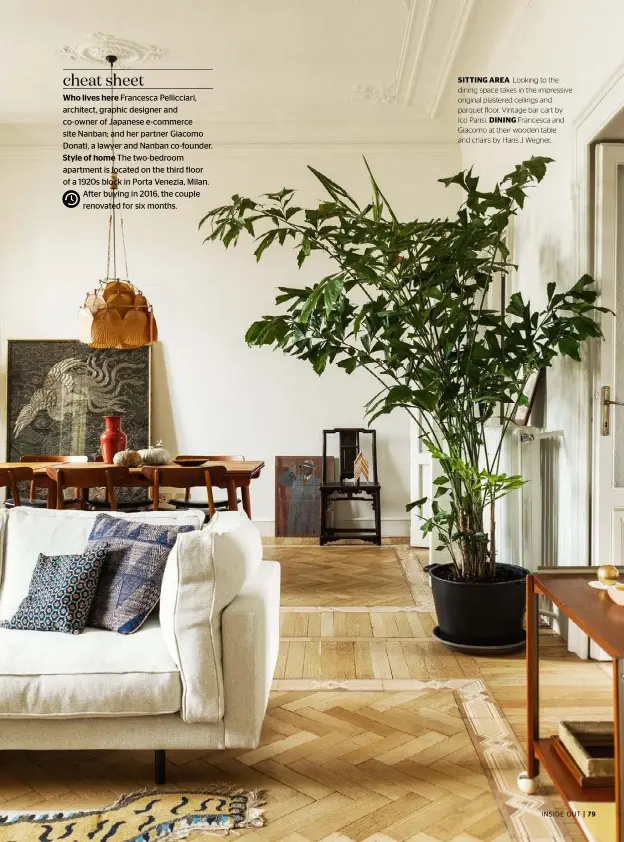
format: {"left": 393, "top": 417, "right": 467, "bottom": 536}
{"left": 113, "top": 449, "right": 142, "bottom": 468}
{"left": 139, "top": 441, "right": 170, "bottom": 466}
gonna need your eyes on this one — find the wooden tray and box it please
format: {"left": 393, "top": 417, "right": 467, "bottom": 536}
{"left": 551, "top": 735, "right": 614, "bottom": 788}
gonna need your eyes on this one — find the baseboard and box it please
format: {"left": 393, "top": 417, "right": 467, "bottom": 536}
{"left": 250, "top": 518, "right": 410, "bottom": 538}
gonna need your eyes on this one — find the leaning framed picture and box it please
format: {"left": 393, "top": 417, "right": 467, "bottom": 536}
{"left": 275, "top": 455, "right": 335, "bottom": 537}
{"left": 512, "top": 369, "right": 544, "bottom": 427}
{"left": 6, "top": 340, "right": 151, "bottom": 461}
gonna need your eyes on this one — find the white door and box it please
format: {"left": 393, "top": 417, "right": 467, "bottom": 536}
{"left": 593, "top": 144, "right": 624, "bottom": 570}
{"left": 409, "top": 416, "right": 431, "bottom": 549}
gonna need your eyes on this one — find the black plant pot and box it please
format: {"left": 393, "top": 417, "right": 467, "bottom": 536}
{"left": 428, "top": 562, "right": 528, "bottom": 654}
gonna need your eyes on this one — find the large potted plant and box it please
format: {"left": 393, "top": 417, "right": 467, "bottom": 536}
{"left": 199, "top": 157, "right": 606, "bottom": 651}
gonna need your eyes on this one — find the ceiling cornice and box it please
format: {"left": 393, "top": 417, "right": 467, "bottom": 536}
{"left": 395, "top": 0, "right": 434, "bottom": 106}
{"left": 427, "top": 0, "right": 476, "bottom": 118}
{"left": 352, "top": 0, "right": 477, "bottom": 115}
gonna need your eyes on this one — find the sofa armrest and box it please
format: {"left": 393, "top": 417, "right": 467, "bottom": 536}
{"left": 221, "top": 560, "right": 280, "bottom": 748}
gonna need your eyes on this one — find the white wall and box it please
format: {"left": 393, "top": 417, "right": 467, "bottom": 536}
{"left": 0, "top": 140, "right": 460, "bottom": 534}
{"left": 454, "top": 0, "right": 624, "bottom": 566}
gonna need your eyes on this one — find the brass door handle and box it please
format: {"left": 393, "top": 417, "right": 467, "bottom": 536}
{"left": 601, "top": 385, "right": 624, "bottom": 435}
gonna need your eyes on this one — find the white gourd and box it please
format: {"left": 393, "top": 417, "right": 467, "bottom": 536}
{"left": 139, "top": 441, "right": 170, "bottom": 466}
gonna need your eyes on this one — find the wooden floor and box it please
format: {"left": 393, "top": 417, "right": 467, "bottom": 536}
{"left": 0, "top": 540, "right": 613, "bottom": 842}
{"left": 275, "top": 545, "right": 417, "bottom": 607}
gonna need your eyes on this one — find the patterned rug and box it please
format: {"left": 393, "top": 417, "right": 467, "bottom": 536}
{"left": 0, "top": 787, "right": 265, "bottom": 841}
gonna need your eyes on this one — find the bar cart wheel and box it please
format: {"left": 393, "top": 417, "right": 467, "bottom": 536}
{"left": 517, "top": 772, "right": 539, "bottom": 794}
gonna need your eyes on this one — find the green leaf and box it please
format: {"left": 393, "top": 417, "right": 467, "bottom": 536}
{"left": 323, "top": 276, "right": 345, "bottom": 315}
{"left": 299, "top": 285, "right": 325, "bottom": 323}
{"left": 253, "top": 229, "right": 278, "bottom": 262}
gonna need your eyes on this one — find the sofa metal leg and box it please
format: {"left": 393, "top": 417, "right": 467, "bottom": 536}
{"left": 154, "top": 749, "right": 166, "bottom": 785}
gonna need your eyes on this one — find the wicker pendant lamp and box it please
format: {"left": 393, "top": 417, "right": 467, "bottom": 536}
{"left": 78, "top": 55, "right": 158, "bottom": 350}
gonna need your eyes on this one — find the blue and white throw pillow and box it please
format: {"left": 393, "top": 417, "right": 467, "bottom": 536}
{"left": 87, "top": 514, "right": 195, "bottom": 634}
{"left": 1, "top": 544, "right": 109, "bottom": 635}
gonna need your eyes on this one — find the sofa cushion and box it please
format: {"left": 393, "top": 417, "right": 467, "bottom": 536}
{"left": 0, "top": 507, "right": 204, "bottom": 621}
{"left": 0, "top": 616, "right": 181, "bottom": 718}
{"left": 160, "top": 511, "right": 263, "bottom": 724}
{"left": 1, "top": 544, "right": 109, "bottom": 635}
{"left": 86, "top": 514, "right": 194, "bottom": 635}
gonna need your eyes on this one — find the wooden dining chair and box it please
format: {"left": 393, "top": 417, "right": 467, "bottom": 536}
{"left": 48, "top": 466, "right": 130, "bottom": 511}
{"left": 0, "top": 467, "right": 34, "bottom": 508}
{"left": 169, "top": 455, "right": 244, "bottom": 513}
{"left": 142, "top": 465, "right": 234, "bottom": 518}
{"left": 18, "top": 455, "right": 88, "bottom": 508}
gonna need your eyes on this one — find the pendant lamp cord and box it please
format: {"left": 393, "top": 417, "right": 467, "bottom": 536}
{"left": 104, "top": 54, "right": 130, "bottom": 282}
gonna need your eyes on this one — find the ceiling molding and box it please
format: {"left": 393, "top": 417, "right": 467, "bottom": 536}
{"left": 351, "top": 0, "right": 432, "bottom": 106}
{"left": 351, "top": 0, "right": 475, "bottom": 113}
{"left": 351, "top": 83, "right": 397, "bottom": 105}
{"left": 395, "top": 0, "right": 434, "bottom": 106}
{"left": 55, "top": 32, "right": 167, "bottom": 66}
{"left": 426, "top": 0, "right": 476, "bottom": 118}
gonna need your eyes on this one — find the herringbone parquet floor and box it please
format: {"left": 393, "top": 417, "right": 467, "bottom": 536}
{"left": 0, "top": 689, "right": 509, "bottom": 841}
{"left": 274, "top": 546, "right": 417, "bottom": 607}
{"left": 0, "top": 541, "right": 613, "bottom": 842}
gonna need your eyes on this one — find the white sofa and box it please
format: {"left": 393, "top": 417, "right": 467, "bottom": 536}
{"left": 0, "top": 506, "right": 280, "bottom": 783}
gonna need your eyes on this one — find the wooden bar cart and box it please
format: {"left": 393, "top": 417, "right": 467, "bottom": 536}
{"left": 522, "top": 570, "right": 624, "bottom": 842}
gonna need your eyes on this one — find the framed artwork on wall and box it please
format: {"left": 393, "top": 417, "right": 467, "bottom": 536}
{"left": 275, "top": 455, "right": 335, "bottom": 537}
{"left": 512, "top": 368, "right": 545, "bottom": 427}
{"left": 6, "top": 340, "right": 151, "bottom": 461}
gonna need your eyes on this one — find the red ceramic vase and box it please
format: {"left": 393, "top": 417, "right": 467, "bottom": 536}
{"left": 100, "top": 415, "right": 127, "bottom": 463}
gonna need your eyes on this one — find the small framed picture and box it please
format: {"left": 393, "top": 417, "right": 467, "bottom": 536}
{"left": 512, "top": 369, "right": 544, "bottom": 426}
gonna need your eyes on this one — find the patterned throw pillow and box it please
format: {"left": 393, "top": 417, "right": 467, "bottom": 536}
{"left": 0, "top": 544, "right": 109, "bottom": 635}
{"left": 87, "top": 514, "right": 194, "bottom": 635}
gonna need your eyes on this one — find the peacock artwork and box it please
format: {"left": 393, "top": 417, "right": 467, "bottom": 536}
{"left": 6, "top": 340, "right": 150, "bottom": 462}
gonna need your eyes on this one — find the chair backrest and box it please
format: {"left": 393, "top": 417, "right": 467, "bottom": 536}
{"left": 20, "top": 455, "right": 89, "bottom": 463}
{"left": 0, "top": 467, "right": 34, "bottom": 507}
{"left": 47, "top": 465, "right": 130, "bottom": 511}
{"left": 142, "top": 465, "right": 230, "bottom": 515}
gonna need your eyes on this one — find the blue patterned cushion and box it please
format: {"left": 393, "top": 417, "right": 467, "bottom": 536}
{"left": 1, "top": 544, "right": 109, "bottom": 635}
{"left": 87, "top": 514, "right": 194, "bottom": 634}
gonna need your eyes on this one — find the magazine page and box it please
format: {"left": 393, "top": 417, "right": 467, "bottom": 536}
{"left": 0, "top": 2, "right": 622, "bottom": 841}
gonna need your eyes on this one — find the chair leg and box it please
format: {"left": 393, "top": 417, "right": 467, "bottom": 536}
{"left": 154, "top": 749, "right": 166, "bottom": 784}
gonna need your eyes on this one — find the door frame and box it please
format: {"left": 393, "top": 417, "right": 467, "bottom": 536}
{"left": 591, "top": 143, "right": 624, "bottom": 566}
{"left": 574, "top": 65, "right": 624, "bottom": 567}
{"left": 569, "top": 67, "right": 624, "bottom": 659}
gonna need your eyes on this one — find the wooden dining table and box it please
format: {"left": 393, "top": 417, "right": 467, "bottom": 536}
{"left": 0, "top": 460, "right": 265, "bottom": 517}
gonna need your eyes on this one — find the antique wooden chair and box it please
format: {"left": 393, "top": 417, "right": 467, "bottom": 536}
{"left": 169, "top": 455, "right": 243, "bottom": 513}
{"left": 4, "top": 455, "right": 89, "bottom": 509}
{"left": 48, "top": 466, "right": 131, "bottom": 512}
{"left": 142, "top": 465, "right": 234, "bottom": 518}
{"left": 0, "top": 467, "right": 34, "bottom": 508}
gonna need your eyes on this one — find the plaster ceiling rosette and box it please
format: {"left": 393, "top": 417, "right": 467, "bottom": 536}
{"left": 55, "top": 33, "right": 167, "bottom": 67}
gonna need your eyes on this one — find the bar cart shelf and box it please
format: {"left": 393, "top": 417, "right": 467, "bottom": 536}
{"left": 524, "top": 570, "right": 624, "bottom": 842}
